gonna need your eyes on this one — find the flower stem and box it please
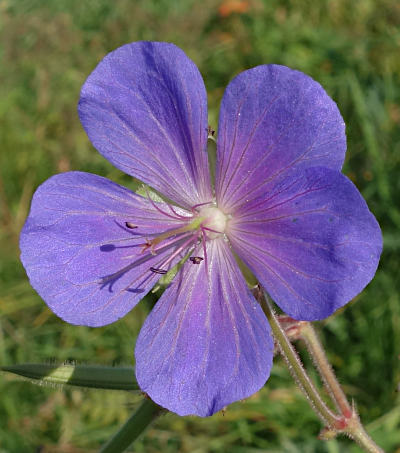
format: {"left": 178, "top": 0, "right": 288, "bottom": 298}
{"left": 256, "top": 289, "right": 383, "bottom": 453}
{"left": 256, "top": 289, "right": 341, "bottom": 428}
{"left": 99, "top": 397, "right": 165, "bottom": 453}
{"left": 299, "top": 321, "right": 352, "bottom": 417}
{"left": 346, "top": 416, "right": 385, "bottom": 453}
{"left": 299, "top": 322, "right": 383, "bottom": 452}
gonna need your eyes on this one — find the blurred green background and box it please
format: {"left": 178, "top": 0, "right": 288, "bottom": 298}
{"left": 0, "top": 0, "right": 399, "bottom": 451}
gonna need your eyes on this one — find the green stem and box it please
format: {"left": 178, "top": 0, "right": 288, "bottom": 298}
{"left": 100, "top": 398, "right": 165, "bottom": 453}
{"left": 346, "top": 416, "right": 384, "bottom": 453}
{"left": 299, "top": 324, "right": 383, "bottom": 452}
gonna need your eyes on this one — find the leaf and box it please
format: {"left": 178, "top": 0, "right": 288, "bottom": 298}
{"left": 1, "top": 363, "right": 139, "bottom": 391}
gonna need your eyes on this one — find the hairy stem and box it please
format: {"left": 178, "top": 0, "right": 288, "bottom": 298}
{"left": 300, "top": 321, "right": 352, "bottom": 417}
{"left": 256, "top": 289, "right": 384, "bottom": 453}
{"left": 256, "top": 288, "right": 341, "bottom": 428}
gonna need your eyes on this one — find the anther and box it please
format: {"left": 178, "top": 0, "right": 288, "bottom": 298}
{"left": 189, "top": 256, "right": 203, "bottom": 264}
{"left": 207, "top": 125, "right": 215, "bottom": 136}
{"left": 125, "top": 222, "right": 138, "bottom": 229}
{"left": 150, "top": 267, "right": 167, "bottom": 275}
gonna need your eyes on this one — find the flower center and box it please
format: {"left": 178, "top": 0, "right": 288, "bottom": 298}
{"left": 198, "top": 206, "right": 228, "bottom": 239}
{"left": 131, "top": 201, "right": 231, "bottom": 276}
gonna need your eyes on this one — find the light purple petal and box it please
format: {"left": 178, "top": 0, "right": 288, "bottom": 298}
{"left": 228, "top": 167, "right": 382, "bottom": 320}
{"left": 216, "top": 64, "right": 346, "bottom": 212}
{"left": 20, "top": 171, "right": 190, "bottom": 327}
{"left": 78, "top": 41, "right": 211, "bottom": 209}
{"left": 135, "top": 239, "right": 273, "bottom": 416}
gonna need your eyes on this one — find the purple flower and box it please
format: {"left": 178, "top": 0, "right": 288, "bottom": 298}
{"left": 20, "top": 42, "right": 382, "bottom": 417}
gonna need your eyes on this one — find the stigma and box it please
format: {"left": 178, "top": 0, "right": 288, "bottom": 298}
{"left": 198, "top": 206, "right": 228, "bottom": 239}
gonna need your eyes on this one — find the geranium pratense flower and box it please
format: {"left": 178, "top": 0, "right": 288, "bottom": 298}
{"left": 20, "top": 42, "right": 382, "bottom": 417}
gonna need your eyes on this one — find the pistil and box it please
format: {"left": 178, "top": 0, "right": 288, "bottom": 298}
{"left": 198, "top": 206, "right": 228, "bottom": 239}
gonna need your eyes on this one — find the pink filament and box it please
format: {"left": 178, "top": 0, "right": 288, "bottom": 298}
{"left": 191, "top": 200, "right": 214, "bottom": 212}
{"left": 145, "top": 188, "right": 190, "bottom": 221}
{"left": 155, "top": 233, "right": 200, "bottom": 272}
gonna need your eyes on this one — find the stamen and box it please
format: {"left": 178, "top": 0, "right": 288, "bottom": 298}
{"left": 141, "top": 217, "right": 204, "bottom": 254}
{"left": 149, "top": 234, "right": 200, "bottom": 276}
{"left": 200, "top": 227, "right": 209, "bottom": 279}
{"left": 189, "top": 256, "right": 203, "bottom": 264}
{"left": 150, "top": 267, "right": 168, "bottom": 275}
{"left": 151, "top": 232, "right": 193, "bottom": 254}
{"left": 191, "top": 200, "right": 215, "bottom": 213}
{"left": 141, "top": 239, "right": 154, "bottom": 255}
{"left": 202, "top": 226, "right": 223, "bottom": 234}
{"left": 168, "top": 204, "right": 191, "bottom": 220}
{"left": 145, "top": 187, "right": 187, "bottom": 221}
{"left": 125, "top": 222, "right": 138, "bottom": 229}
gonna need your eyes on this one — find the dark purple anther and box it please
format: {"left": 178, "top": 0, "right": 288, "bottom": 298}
{"left": 150, "top": 267, "right": 167, "bottom": 275}
{"left": 125, "top": 222, "right": 137, "bottom": 229}
{"left": 190, "top": 256, "right": 203, "bottom": 264}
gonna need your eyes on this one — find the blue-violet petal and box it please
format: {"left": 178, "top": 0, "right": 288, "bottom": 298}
{"left": 228, "top": 167, "right": 382, "bottom": 320}
{"left": 20, "top": 171, "right": 188, "bottom": 326}
{"left": 216, "top": 64, "right": 346, "bottom": 213}
{"left": 135, "top": 238, "right": 273, "bottom": 416}
{"left": 79, "top": 41, "right": 211, "bottom": 208}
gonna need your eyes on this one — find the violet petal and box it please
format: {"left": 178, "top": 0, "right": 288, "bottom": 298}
{"left": 20, "top": 171, "right": 189, "bottom": 327}
{"left": 228, "top": 167, "right": 382, "bottom": 320}
{"left": 216, "top": 64, "right": 346, "bottom": 213}
{"left": 78, "top": 41, "right": 211, "bottom": 209}
{"left": 135, "top": 238, "right": 273, "bottom": 416}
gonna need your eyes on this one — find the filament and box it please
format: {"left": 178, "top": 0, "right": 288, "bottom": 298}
{"left": 145, "top": 187, "right": 187, "bottom": 221}
{"left": 151, "top": 233, "right": 200, "bottom": 273}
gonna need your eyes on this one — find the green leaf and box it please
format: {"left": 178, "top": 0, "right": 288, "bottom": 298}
{"left": 1, "top": 363, "right": 139, "bottom": 391}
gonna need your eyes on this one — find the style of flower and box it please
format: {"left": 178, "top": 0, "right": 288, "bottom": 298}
{"left": 20, "top": 42, "right": 382, "bottom": 417}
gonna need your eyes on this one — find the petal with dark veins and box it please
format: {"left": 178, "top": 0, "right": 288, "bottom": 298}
{"left": 20, "top": 171, "right": 189, "bottom": 326}
{"left": 79, "top": 41, "right": 211, "bottom": 209}
{"left": 216, "top": 64, "right": 346, "bottom": 213}
{"left": 135, "top": 238, "right": 273, "bottom": 416}
{"left": 228, "top": 167, "right": 382, "bottom": 320}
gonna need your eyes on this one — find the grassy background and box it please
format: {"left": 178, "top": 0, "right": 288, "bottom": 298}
{"left": 1, "top": 0, "right": 400, "bottom": 451}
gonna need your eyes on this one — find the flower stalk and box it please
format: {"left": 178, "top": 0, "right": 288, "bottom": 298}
{"left": 255, "top": 287, "right": 341, "bottom": 428}
{"left": 100, "top": 397, "right": 165, "bottom": 453}
{"left": 299, "top": 321, "right": 352, "bottom": 417}
{"left": 256, "top": 288, "right": 383, "bottom": 453}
